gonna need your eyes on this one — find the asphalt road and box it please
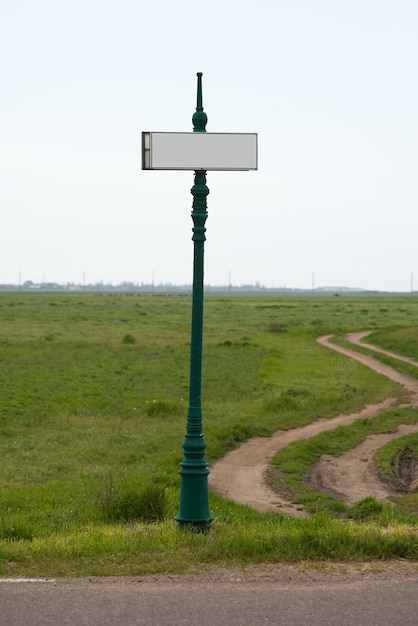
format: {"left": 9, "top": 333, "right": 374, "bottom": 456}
{"left": 1, "top": 569, "right": 418, "bottom": 626}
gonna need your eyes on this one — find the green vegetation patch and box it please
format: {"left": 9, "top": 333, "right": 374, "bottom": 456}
{"left": 1, "top": 292, "right": 418, "bottom": 574}
{"left": 1, "top": 513, "right": 417, "bottom": 577}
{"left": 370, "top": 326, "right": 418, "bottom": 361}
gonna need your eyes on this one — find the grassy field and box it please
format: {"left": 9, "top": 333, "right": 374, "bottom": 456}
{"left": 1, "top": 291, "right": 418, "bottom": 575}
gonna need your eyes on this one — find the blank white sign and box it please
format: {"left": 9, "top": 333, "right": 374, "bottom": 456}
{"left": 142, "top": 132, "right": 258, "bottom": 171}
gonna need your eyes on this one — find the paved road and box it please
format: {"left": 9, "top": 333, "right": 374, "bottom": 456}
{"left": 1, "top": 570, "right": 418, "bottom": 626}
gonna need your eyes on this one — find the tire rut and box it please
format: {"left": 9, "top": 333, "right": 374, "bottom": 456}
{"left": 209, "top": 333, "right": 418, "bottom": 515}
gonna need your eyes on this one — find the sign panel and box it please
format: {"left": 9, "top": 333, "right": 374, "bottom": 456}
{"left": 142, "top": 132, "right": 258, "bottom": 171}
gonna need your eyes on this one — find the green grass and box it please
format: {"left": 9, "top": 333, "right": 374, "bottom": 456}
{"left": 1, "top": 291, "right": 418, "bottom": 575}
{"left": 369, "top": 326, "right": 418, "bottom": 361}
{"left": 2, "top": 512, "right": 418, "bottom": 577}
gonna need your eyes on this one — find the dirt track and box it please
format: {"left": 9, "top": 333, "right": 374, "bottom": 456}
{"left": 209, "top": 332, "right": 418, "bottom": 515}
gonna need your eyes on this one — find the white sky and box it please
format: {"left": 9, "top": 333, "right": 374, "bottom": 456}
{"left": 1, "top": 0, "right": 417, "bottom": 291}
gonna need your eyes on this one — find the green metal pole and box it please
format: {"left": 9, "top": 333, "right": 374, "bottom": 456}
{"left": 175, "top": 73, "right": 213, "bottom": 531}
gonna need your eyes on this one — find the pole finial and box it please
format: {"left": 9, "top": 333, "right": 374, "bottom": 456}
{"left": 192, "top": 72, "right": 207, "bottom": 132}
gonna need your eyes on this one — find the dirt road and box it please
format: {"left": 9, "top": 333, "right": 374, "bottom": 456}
{"left": 209, "top": 332, "right": 418, "bottom": 515}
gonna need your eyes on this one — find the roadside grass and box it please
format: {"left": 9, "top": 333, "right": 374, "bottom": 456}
{"left": 1, "top": 292, "right": 418, "bottom": 574}
{"left": 1, "top": 510, "right": 418, "bottom": 577}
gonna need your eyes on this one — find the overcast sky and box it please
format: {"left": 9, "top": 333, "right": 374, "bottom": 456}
{"left": 1, "top": 1, "right": 417, "bottom": 291}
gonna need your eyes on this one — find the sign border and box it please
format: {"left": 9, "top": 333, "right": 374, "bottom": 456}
{"left": 142, "top": 131, "right": 258, "bottom": 171}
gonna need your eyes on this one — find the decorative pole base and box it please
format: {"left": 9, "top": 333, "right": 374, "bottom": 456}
{"left": 175, "top": 458, "right": 213, "bottom": 532}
